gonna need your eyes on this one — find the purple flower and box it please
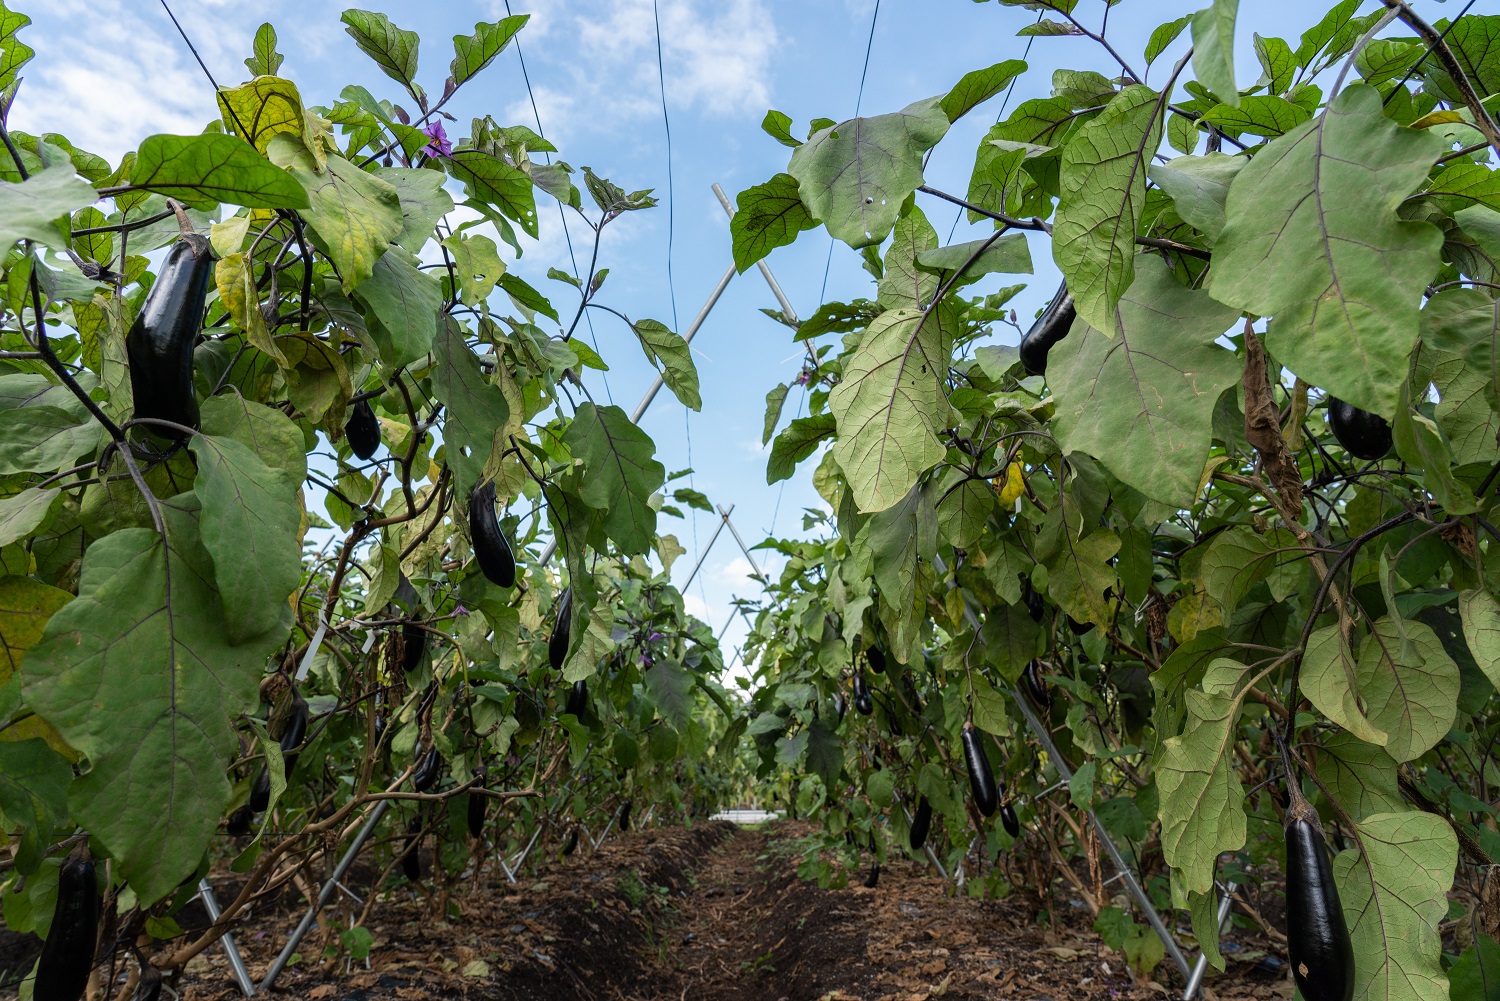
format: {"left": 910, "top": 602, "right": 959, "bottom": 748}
{"left": 421, "top": 120, "right": 452, "bottom": 158}
{"left": 647, "top": 631, "right": 665, "bottom": 643}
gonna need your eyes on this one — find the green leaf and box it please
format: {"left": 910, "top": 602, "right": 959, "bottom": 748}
{"left": 1040, "top": 527, "right": 1120, "bottom": 628}
{"left": 731, "top": 173, "right": 818, "bottom": 273}
{"left": 1333, "top": 812, "right": 1455, "bottom": 1001}
{"left": 645, "top": 659, "right": 693, "bottom": 730}
{"left": 1048, "top": 256, "right": 1241, "bottom": 507}
{"left": 1449, "top": 935, "right": 1500, "bottom": 1001}
{"left": 1293, "top": 0, "right": 1361, "bottom": 69}
{"left": 1253, "top": 33, "right": 1295, "bottom": 95}
{"left": 341, "top": 9, "right": 421, "bottom": 92}
{"left": 1145, "top": 153, "right": 1244, "bottom": 246}
{"left": 0, "top": 739, "right": 70, "bottom": 873}
{"left": 432, "top": 319, "right": 509, "bottom": 496}
{"left": 1053, "top": 85, "right": 1168, "bottom": 333}
{"left": 0, "top": 166, "right": 97, "bottom": 250}
{"left": 445, "top": 149, "right": 538, "bottom": 237}
{"left": 22, "top": 502, "right": 275, "bottom": 906}
{"left": 935, "top": 473, "right": 995, "bottom": 549}
{"left": 761, "top": 110, "right": 799, "bottom": 148}
{"left": 1191, "top": 0, "right": 1239, "bottom": 108}
{"left": 829, "top": 308, "right": 954, "bottom": 512}
{"left": 939, "top": 60, "right": 1027, "bottom": 123}
{"left": 866, "top": 767, "right": 894, "bottom": 807}
{"left": 806, "top": 718, "right": 843, "bottom": 789}
{"left": 199, "top": 395, "right": 307, "bottom": 484}
{"left": 762, "top": 383, "right": 789, "bottom": 446}
{"left": 672, "top": 488, "right": 712, "bottom": 513}
{"left": 768, "top": 415, "right": 836, "bottom": 484}
{"left": 1427, "top": 161, "right": 1500, "bottom": 213}
{"left": 915, "top": 233, "right": 1033, "bottom": 284}
{"left": 441, "top": 231, "right": 503, "bottom": 306}
{"left": 1145, "top": 15, "right": 1191, "bottom": 65}
{"left": 1069, "top": 759, "right": 1096, "bottom": 810}
{"left": 788, "top": 96, "right": 951, "bottom": 249}
{"left": 1017, "top": 20, "right": 1078, "bottom": 38}
{"left": 632, "top": 318, "right": 701, "bottom": 411}
{"left": 1157, "top": 658, "right": 1251, "bottom": 900}
{"left": 450, "top": 16, "right": 528, "bottom": 87}
{"left": 856, "top": 483, "right": 936, "bottom": 629}
{"left": 357, "top": 248, "right": 442, "bottom": 367}
{"left": 245, "top": 22, "right": 284, "bottom": 77}
{"left": 1460, "top": 590, "right": 1500, "bottom": 693}
{"left": 0, "top": 406, "right": 101, "bottom": 475}
{"left": 125, "top": 133, "right": 308, "bottom": 210}
{"left": 0, "top": 486, "right": 56, "bottom": 547}
{"left": 1201, "top": 96, "right": 1309, "bottom": 138}
{"left": 563, "top": 402, "right": 666, "bottom": 556}
{"left": 375, "top": 166, "right": 455, "bottom": 253}
{"left": 1302, "top": 625, "right": 1388, "bottom": 747}
{"left": 268, "top": 140, "right": 401, "bottom": 292}
{"left": 1209, "top": 85, "right": 1444, "bottom": 416}
{"left": 1354, "top": 616, "right": 1459, "bottom": 763}
{"left": 189, "top": 434, "right": 301, "bottom": 645}
{"left": 877, "top": 206, "right": 940, "bottom": 310}
{"left": 216, "top": 76, "right": 309, "bottom": 157}
{"left": 1315, "top": 730, "right": 1406, "bottom": 822}
{"left": 0, "top": 2, "right": 33, "bottom": 90}
{"left": 966, "top": 673, "right": 1010, "bottom": 737}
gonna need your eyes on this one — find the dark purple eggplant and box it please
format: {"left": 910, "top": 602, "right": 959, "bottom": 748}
{"left": 618, "top": 799, "right": 632, "bottom": 832}
{"left": 1327, "top": 397, "right": 1391, "bottom": 461}
{"left": 549, "top": 588, "right": 573, "bottom": 671}
{"left": 468, "top": 479, "right": 516, "bottom": 588}
{"left": 34, "top": 846, "right": 98, "bottom": 1001}
{"left": 400, "top": 818, "right": 422, "bottom": 882}
{"left": 225, "top": 804, "right": 253, "bottom": 836}
{"left": 864, "top": 862, "right": 881, "bottom": 888}
{"left": 412, "top": 747, "right": 442, "bottom": 792}
{"left": 1001, "top": 801, "right": 1021, "bottom": 839}
{"left": 280, "top": 695, "right": 309, "bottom": 778}
{"left": 564, "top": 679, "right": 588, "bottom": 718}
{"left": 1067, "top": 615, "right": 1093, "bottom": 636}
{"left": 865, "top": 645, "right": 886, "bottom": 674}
{"left": 467, "top": 791, "right": 486, "bottom": 840}
{"left": 909, "top": 797, "right": 932, "bottom": 851}
{"left": 833, "top": 691, "right": 847, "bottom": 722}
{"left": 562, "top": 827, "right": 579, "bottom": 856}
{"left": 401, "top": 622, "right": 426, "bottom": 673}
{"left": 1285, "top": 802, "right": 1354, "bottom": 1001}
{"left": 130, "top": 948, "right": 162, "bottom": 1001}
{"left": 1018, "top": 279, "right": 1074, "bottom": 377}
{"left": 126, "top": 234, "right": 213, "bottom": 440}
{"left": 1021, "top": 578, "right": 1045, "bottom": 622}
{"left": 962, "top": 723, "right": 997, "bottom": 817}
{"left": 1023, "top": 660, "right": 1052, "bottom": 710}
{"left": 248, "top": 764, "right": 272, "bottom": 813}
{"left": 346, "top": 397, "right": 380, "bottom": 459}
{"left": 853, "top": 671, "right": 873, "bottom": 716}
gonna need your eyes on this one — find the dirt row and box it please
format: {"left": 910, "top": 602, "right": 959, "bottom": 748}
{"left": 7, "top": 820, "right": 1295, "bottom": 1000}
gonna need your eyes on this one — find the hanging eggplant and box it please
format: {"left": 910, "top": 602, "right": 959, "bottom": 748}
{"left": 126, "top": 234, "right": 214, "bottom": 440}
{"left": 225, "top": 804, "right": 253, "bottom": 837}
{"left": 345, "top": 397, "right": 381, "bottom": 459}
{"left": 412, "top": 747, "right": 442, "bottom": 792}
{"left": 129, "top": 948, "right": 163, "bottom": 1001}
{"left": 33, "top": 846, "right": 98, "bottom": 1001}
{"left": 564, "top": 679, "right": 588, "bottom": 718}
{"left": 909, "top": 797, "right": 932, "bottom": 851}
{"left": 1001, "top": 800, "right": 1021, "bottom": 839}
{"left": 865, "top": 645, "right": 886, "bottom": 675}
{"left": 562, "top": 827, "right": 579, "bottom": 856}
{"left": 853, "top": 670, "right": 873, "bottom": 716}
{"left": 401, "top": 621, "right": 427, "bottom": 673}
{"left": 1021, "top": 578, "right": 1045, "bottom": 622}
{"left": 618, "top": 799, "right": 633, "bottom": 832}
{"left": 1023, "top": 660, "right": 1052, "bottom": 711}
{"left": 248, "top": 694, "right": 311, "bottom": 812}
{"left": 833, "top": 691, "right": 847, "bottom": 722}
{"left": 864, "top": 862, "right": 881, "bottom": 888}
{"left": 467, "top": 791, "right": 486, "bottom": 840}
{"left": 1285, "top": 801, "right": 1355, "bottom": 1001}
{"left": 1018, "top": 279, "right": 1074, "bottom": 377}
{"left": 400, "top": 818, "right": 422, "bottom": 882}
{"left": 549, "top": 588, "right": 573, "bottom": 671}
{"left": 961, "top": 723, "right": 998, "bottom": 817}
{"left": 1327, "top": 397, "right": 1392, "bottom": 461}
{"left": 468, "top": 479, "right": 516, "bottom": 588}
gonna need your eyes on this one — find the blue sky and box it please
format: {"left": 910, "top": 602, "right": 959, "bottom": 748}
{"left": 15, "top": 0, "right": 1368, "bottom": 672}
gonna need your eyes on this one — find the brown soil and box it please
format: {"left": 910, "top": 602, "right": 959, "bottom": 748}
{"left": 18, "top": 821, "right": 1296, "bottom": 1001}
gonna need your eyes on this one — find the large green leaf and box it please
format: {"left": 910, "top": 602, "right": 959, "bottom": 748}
{"left": 22, "top": 500, "right": 274, "bottom": 905}
{"left": 1191, "top": 0, "right": 1240, "bottom": 107}
{"left": 855, "top": 483, "right": 936, "bottom": 627}
{"left": 1040, "top": 525, "right": 1120, "bottom": 628}
{"left": 0, "top": 165, "right": 97, "bottom": 250}
{"left": 1048, "top": 256, "right": 1240, "bottom": 507}
{"left": 216, "top": 76, "right": 309, "bottom": 157}
{"left": 357, "top": 247, "right": 442, "bottom": 367}
{"left": 450, "top": 16, "right": 528, "bottom": 86}
{"left": 1460, "top": 590, "right": 1500, "bottom": 692}
{"left": 1209, "top": 85, "right": 1445, "bottom": 416}
{"left": 1355, "top": 616, "right": 1459, "bottom": 762}
{"left": 124, "top": 133, "right": 309, "bottom": 210}
{"left": 1315, "top": 730, "right": 1406, "bottom": 822}
{"left": 189, "top": 434, "right": 301, "bottom": 645}
{"left": 0, "top": 739, "right": 71, "bottom": 874}
{"left": 731, "top": 173, "right": 818, "bottom": 274}
{"left": 877, "top": 206, "right": 940, "bottom": 310}
{"left": 341, "top": 9, "right": 420, "bottom": 92}
{"left": 939, "top": 59, "right": 1027, "bottom": 123}
{"left": 445, "top": 149, "right": 538, "bottom": 237}
{"left": 1302, "top": 625, "right": 1388, "bottom": 747}
{"left": 431, "top": 319, "right": 509, "bottom": 496}
{"left": 1157, "top": 657, "right": 1251, "bottom": 901}
{"left": 563, "top": 402, "right": 666, "bottom": 556}
{"left": 645, "top": 659, "right": 693, "bottom": 730}
{"left": 767, "top": 415, "right": 836, "bottom": 484}
{"left": 1333, "top": 812, "right": 1455, "bottom": 1001}
{"left": 631, "top": 319, "right": 700, "bottom": 411}
{"left": 199, "top": 395, "right": 308, "bottom": 484}
{"left": 375, "top": 166, "right": 455, "bottom": 253}
{"left": 1145, "top": 153, "right": 1244, "bottom": 247}
{"left": 0, "top": 406, "right": 101, "bottom": 475}
{"left": 1052, "top": 85, "right": 1167, "bottom": 333}
{"left": 0, "top": 486, "right": 57, "bottom": 548}
{"left": 829, "top": 307, "right": 954, "bottom": 512}
{"left": 1422, "top": 287, "right": 1499, "bottom": 413}
{"left": 269, "top": 139, "right": 402, "bottom": 292}
{"left": 788, "top": 96, "right": 951, "bottom": 249}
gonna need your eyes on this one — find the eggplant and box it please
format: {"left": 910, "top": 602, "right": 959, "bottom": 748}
{"left": 412, "top": 747, "right": 442, "bottom": 792}
{"left": 1023, "top": 660, "right": 1051, "bottom": 711}
{"left": 619, "top": 799, "right": 632, "bottom": 832}
{"left": 345, "top": 397, "right": 381, "bottom": 459}
{"left": 126, "top": 234, "right": 213, "bottom": 440}
{"left": 549, "top": 588, "right": 573, "bottom": 671}
{"left": 1018, "top": 279, "right": 1074, "bottom": 377}
{"left": 1067, "top": 615, "right": 1092, "bottom": 636}
{"left": 1001, "top": 801, "right": 1021, "bottom": 839}
{"left": 562, "top": 827, "right": 579, "bottom": 856}
{"left": 833, "top": 691, "right": 847, "bottom": 722}
{"left": 248, "top": 764, "right": 272, "bottom": 813}
{"left": 1285, "top": 803, "right": 1355, "bottom": 1001}
{"left": 280, "top": 695, "right": 309, "bottom": 778}
{"left": 468, "top": 479, "right": 516, "bottom": 588}
{"left": 34, "top": 847, "right": 98, "bottom": 1001}
{"left": 400, "top": 818, "right": 422, "bottom": 882}
{"left": 1327, "top": 397, "right": 1391, "bottom": 461}
{"left": 401, "top": 622, "right": 427, "bottom": 673}
{"left": 225, "top": 804, "right": 253, "bottom": 837}
{"left": 467, "top": 791, "right": 486, "bottom": 840}
{"left": 564, "top": 679, "right": 588, "bottom": 718}
{"left": 961, "top": 723, "right": 998, "bottom": 817}
{"left": 130, "top": 949, "right": 163, "bottom": 1001}
{"left": 865, "top": 645, "right": 886, "bottom": 675}
{"left": 1021, "top": 578, "right": 1045, "bottom": 622}
{"left": 853, "top": 670, "right": 873, "bottom": 716}
{"left": 864, "top": 862, "right": 881, "bottom": 888}
{"left": 909, "top": 797, "right": 932, "bottom": 851}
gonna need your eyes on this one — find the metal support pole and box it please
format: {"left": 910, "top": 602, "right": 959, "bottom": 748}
{"left": 681, "top": 504, "right": 734, "bottom": 591}
{"left": 507, "top": 823, "right": 545, "bottom": 874}
{"left": 712, "top": 183, "right": 801, "bottom": 326}
{"left": 1182, "top": 881, "right": 1237, "bottom": 1000}
{"left": 717, "top": 505, "right": 769, "bottom": 585}
{"left": 260, "top": 799, "right": 391, "bottom": 992}
{"left": 196, "top": 880, "right": 255, "bottom": 997}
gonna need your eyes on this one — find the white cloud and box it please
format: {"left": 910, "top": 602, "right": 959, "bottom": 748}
{"left": 715, "top": 555, "right": 759, "bottom": 586}
{"left": 682, "top": 593, "right": 712, "bottom": 621}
